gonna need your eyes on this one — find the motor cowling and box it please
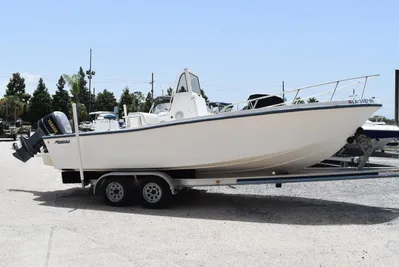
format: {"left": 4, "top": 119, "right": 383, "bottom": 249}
{"left": 12, "top": 111, "right": 72, "bottom": 163}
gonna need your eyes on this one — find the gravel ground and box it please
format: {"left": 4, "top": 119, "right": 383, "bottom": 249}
{"left": 1, "top": 139, "right": 399, "bottom": 267}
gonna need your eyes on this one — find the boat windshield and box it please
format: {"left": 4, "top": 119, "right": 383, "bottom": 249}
{"left": 176, "top": 73, "right": 188, "bottom": 93}
{"left": 189, "top": 73, "right": 201, "bottom": 95}
{"left": 176, "top": 72, "right": 201, "bottom": 95}
{"left": 151, "top": 103, "right": 171, "bottom": 114}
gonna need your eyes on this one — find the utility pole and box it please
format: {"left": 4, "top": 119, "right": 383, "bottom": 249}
{"left": 150, "top": 72, "right": 154, "bottom": 100}
{"left": 86, "top": 48, "right": 96, "bottom": 112}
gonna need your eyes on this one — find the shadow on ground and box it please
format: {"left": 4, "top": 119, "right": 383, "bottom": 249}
{"left": 8, "top": 187, "right": 399, "bottom": 225}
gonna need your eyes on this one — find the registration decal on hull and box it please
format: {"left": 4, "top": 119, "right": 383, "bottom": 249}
{"left": 54, "top": 140, "right": 70, "bottom": 144}
{"left": 348, "top": 99, "right": 375, "bottom": 104}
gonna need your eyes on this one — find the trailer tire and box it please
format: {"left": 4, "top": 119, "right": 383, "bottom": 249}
{"left": 139, "top": 177, "right": 172, "bottom": 209}
{"left": 102, "top": 177, "right": 134, "bottom": 207}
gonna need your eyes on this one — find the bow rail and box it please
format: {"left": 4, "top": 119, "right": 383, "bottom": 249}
{"left": 219, "top": 74, "right": 380, "bottom": 113}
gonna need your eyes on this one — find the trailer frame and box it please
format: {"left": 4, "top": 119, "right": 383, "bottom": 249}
{"left": 62, "top": 165, "right": 399, "bottom": 209}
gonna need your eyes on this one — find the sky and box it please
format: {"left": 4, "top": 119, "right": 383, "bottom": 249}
{"left": 0, "top": 0, "right": 398, "bottom": 117}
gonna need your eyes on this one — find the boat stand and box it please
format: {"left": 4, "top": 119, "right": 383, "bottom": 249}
{"left": 327, "top": 134, "right": 383, "bottom": 170}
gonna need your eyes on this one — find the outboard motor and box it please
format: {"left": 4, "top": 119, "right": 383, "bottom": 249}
{"left": 12, "top": 111, "right": 72, "bottom": 163}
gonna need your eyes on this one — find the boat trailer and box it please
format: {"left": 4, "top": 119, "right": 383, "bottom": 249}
{"left": 55, "top": 103, "right": 399, "bottom": 209}
{"left": 59, "top": 166, "right": 399, "bottom": 209}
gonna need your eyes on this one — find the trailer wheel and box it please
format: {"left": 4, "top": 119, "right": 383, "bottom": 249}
{"left": 102, "top": 177, "right": 133, "bottom": 207}
{"left": 139, "top": 177, "right": 172, "bottom": 209}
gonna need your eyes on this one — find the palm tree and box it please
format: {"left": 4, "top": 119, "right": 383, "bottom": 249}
{"left": 307, "top": 97, "right": 318, "bottom": 103}
{"left": 293, "top": 97, "right": 305, "bottom": 104}
{"left": 63, "top": 74, "right": 80, "bottom": 104}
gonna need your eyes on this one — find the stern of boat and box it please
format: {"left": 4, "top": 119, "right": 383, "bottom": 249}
{"left": 36, "top": 147, "right": 54, "bottom": 166}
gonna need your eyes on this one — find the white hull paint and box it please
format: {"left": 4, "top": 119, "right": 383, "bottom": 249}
{"left": 41, "top": 102, "right": 380, "bottom": 175}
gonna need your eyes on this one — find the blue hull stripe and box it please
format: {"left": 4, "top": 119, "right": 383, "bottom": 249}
{"left": 362, "top": 129, "right": 399, "bottom": 139}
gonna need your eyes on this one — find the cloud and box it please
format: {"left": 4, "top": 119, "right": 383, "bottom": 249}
{"left": 18, "top": 72, "right": 42, "bottom": 94}
{"left": 20, "top": 72, "right": 41, "bottom": 86}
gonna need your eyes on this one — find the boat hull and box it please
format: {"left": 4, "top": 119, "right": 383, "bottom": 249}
{"left": 41, "top": 102, "right": 381, "bottom": 175}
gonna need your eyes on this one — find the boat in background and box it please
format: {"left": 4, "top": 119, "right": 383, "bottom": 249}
{"left": 341, "top": 119, "right": 399, "bottom": 155}
{"left": 12, "top": 69, "right": 382, "bottom": 178}
{"left": 79, "top": 111, "right": 120, "bottom": 132}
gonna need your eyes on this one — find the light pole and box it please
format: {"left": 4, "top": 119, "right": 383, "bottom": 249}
{"left": 86, "top": 48, "right": 96, "bottom": 113}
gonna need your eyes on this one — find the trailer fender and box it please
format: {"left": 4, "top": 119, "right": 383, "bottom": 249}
{"left": 93, "top": 171, "right": 178, "bottom": 195}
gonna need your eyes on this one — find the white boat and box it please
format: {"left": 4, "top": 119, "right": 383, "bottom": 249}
{"left": 344, "top": 119, "right": 399, "bottom": 153}
{"left": 81, "top": 111, "right": 120, "bottom": 132}
{"left": 12, "top": 69, "right": 382, "bottom": 178}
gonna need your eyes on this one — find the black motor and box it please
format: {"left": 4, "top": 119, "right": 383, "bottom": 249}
{"left": 12, "top": 111, "right": 72, "bottom": 163}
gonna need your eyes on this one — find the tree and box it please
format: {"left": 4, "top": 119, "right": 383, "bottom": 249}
{"left": 90, "top": 92, "right": 96, "bottom": 112}
{"left": 200, "top": 89, "right": 209, "bottom": 103}
{"left": 0, "top": 96, "right": 24, "bottom": 123}
{"left": 166, "top": 87, "right": 173, "bottom": 96}
{"left": 52, "top": 75, "right": 70, "bottom": 117}
{"left": 370, "top": 115, "right": 396, "bottom": 125}
{"left": 142, "top": 92, "right": 153, "bottom": 112}
{"left": 119, "top": 86, "right": 134, "bottom": 113}
{"left": 28, "top": 78, "right": 52, "bottom": 123}
{"left": 77, "top": 67, "right": 91, "bottom": 111}
{"left": 132, "top": 91, "right": 145, "bottom": 112}
{"left": 293, "top": 97, "right": 305, "bottom": 104}
{"left": 4, "top": 73, "right": 30, "bottom": 102}
{"left": 67, "top": 102, "right": 88, "bottom": 123}
{"left": 4, "top": 73, "right": 31, "bottom": 121}
{"left": 63, "top": 73, "right": 80, "bottom": 103}
{"left": 96, "top": 89, "right": 117, "bottom": 111}
{"left": 307, "top": 97, "right": 318, "bottom": 103}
